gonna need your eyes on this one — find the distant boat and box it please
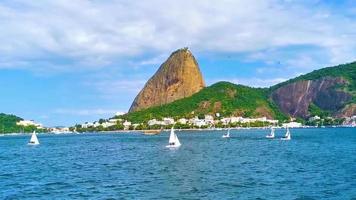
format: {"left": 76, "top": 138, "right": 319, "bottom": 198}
{"left": 28, "top": 131, "right": 40, "bottom": 145}
{"left": 166, "top": 127, "right": 181, "bottom": 148}
{"left": 222, "top": 129, "right": 230, "bottom": 138}
{"left": 266, "top": 127, "right": 275, "bottom": 139}
{"left": 143, "top": 129, "right": 161, "bottom": 135}
{"left": 281, "top": 127, "right": 291, "bottom": 140}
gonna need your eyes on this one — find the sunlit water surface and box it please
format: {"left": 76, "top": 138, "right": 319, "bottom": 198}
{"left": 1, "top": 128, "right": 355, "bottom": 199}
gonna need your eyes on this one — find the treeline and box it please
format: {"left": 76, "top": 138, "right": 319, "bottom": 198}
{"left": 0, "top": 113, "right": 46, "bottom": 134}
{"left": 73, "top": 120, "right": 276, "bottom": 132}
{"left": 120, "top": 82, "right": 287, "bottom": 124}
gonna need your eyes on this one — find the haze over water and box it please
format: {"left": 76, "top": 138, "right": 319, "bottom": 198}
{"left": 1, "top": 128, "right": 355, "bottom": 199}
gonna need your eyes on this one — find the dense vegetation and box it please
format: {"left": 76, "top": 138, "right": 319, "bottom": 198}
{"left": 308, "top": 103, "right": 330, "bottom": 118}
{"left": 0, "top": 113, "right": 44, "bottom": 134}
{"left": 120, "top": 62, "right": 356, "bottom": 125}
{"left": 120, "top": 82, "right": 287, "bottom": 123}
{"left": 76, "top": 62, "right": 356, "bottom": 131}
{"left": 270, "top": 61, "right": 356, "bottom": 97}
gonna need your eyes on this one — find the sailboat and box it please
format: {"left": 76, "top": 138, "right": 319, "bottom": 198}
{"left": 266, "top": 127, "right": 275, "bottom": 139}
{"left": 222, "top": 129, "right": 230, "bottom": 138}
{"left": 166, "top": 127, "right": 181, "bottom": 148}
{"left": 28, "top": 131, "right": 40, "bottom": 145}
{"left": 281, "top": 127, "right": 291, "bottom": 140}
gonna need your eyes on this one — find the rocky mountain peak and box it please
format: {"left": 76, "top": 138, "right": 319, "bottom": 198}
{"left": 129, "top": 48, "right": 205, "bottom": 112}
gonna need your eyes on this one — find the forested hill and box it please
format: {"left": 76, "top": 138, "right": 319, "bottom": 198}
{"left": 122, "top": 82, "right": 286, "bottom": 123}
{"left": 270, "top": 62, "right": 356, "bottom": 119}
{"left": 0, "top": 113, "right": 43, "bottom": 134}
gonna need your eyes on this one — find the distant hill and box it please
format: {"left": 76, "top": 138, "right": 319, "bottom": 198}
{"left": 270, "top": 62, "right": 356, "bottom": 119}
{"left": 0, "top": 113, "right": 23, "bottom": 133}
{"left": 122, "top": 61, "right": 355, "bottom": 123}
{"left": 0, "top": 113, "right": 43, "bottom": 134}
{"left": 271, "top": 62, "right": 356, "bottom": 93}
{"left": 122, "top": 82, "right": 287, "bottom": 123}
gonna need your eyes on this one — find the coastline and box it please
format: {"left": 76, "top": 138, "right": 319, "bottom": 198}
{"left": 0, "top": 125, "right": 354, "bottom": 136}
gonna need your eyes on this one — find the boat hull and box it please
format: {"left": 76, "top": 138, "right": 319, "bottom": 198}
{"left": 166, "top": 144, "right": 181, "bottom": 148}
{"left": 27, "top": 142, "right": 39, "bottom": 145}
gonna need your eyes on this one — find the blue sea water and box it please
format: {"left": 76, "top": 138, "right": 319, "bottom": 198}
{"left": 0, "top": 128, "right": 355, "bottom": 199}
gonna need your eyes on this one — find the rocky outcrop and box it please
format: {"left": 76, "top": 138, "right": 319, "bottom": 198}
{"left": 335, "top": 104, "right": 356, "bottom": 118}
{"left": 271, "top": 77, "right": 352, "bottom": 118}
{"left": 129, "top": 48, "right": 205, "bottom": 112}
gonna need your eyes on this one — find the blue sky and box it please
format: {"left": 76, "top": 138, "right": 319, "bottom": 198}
{"left": 0, "top": 0, "right": 355, "bottom": 126}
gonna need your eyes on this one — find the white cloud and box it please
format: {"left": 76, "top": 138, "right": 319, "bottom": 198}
{"left": 0, "top": 0, "right": 355, "bottom": 72}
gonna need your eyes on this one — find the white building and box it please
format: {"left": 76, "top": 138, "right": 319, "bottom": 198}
{"left": 309, "top": 115, "right": 321, "bottom": 121}
{"left": 81, "top": 122, "right": 94, "bottom": 128}
{"left": 16, "top": 120, "right": 43, "bottom": 128}
{"left": 220, "top": 118, "right": 230, "bottom": 125}
{"left": 163, "top": 117, "right": 175, "bottom": 125}
{"left": 93, "top": 121, "right": 101, "bottom": 127}
{"left": 204, "top": 115, "right": 215, "bottom": 125}
{"left": 148, "top": 119, "right": 165, "bottom": 126}
{"left": 178, "top": 118, "right": 187, "bottom": 124}
{"left": 190, "top": 117, "right": 206, "bottom": 127}
{"left": 230, "top": 117, "right": 243, "bottom": 123}
{"left": 102, "top": 121, "right": 116, "bottom": 128}
{"left": 282, "top": 122, "right": 302, "bottom": 128}
{"left": 123, "top": 121, "right": 132, "bottom": 130}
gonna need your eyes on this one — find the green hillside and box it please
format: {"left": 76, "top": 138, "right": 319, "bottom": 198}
{"left": 121, "top": 62, "right": 355, "bottom": 124}
{"left": 0, "top": 113, "right": 43, "bottom": 134}
{"left": 121, "top": 82, "right": 287, "bottom": 123}
{"left": 0, "top": 113, "right": 23, "bottom": 133}
{"left": 271, "top": 61, "right": 356, "bottom": 94}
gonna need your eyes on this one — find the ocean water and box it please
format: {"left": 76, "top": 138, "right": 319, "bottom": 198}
{"left": 0, "top": 128, "right": 355, "bottom": 200}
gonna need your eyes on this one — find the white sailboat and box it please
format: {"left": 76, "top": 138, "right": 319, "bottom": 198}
{"left": 266, "top": 127, "right": 275, "bottom": 139}
{"left": 281, "top": 127, "right": 291, "bottom": 140}
{"left": 222, "top": 129, "right": 230, "bottom": 138}
{"left": 28, "top": 131, "right": 40, "bottom": 145}
{"left": 166, "top": 127, "right": 181, "bottom": 148}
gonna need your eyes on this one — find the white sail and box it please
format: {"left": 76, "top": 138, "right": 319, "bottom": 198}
{"left": 174, "top": 132, "right": 181, "bottom": 146}
{"left": 166, "top": 127, "right": 181, "bottom": 148}
{"left": 28, "top": 131, "right": 40, "bottom": 145}
{"left": 222, "top": 129, "right": 230, "bottom": 138}
{"left": 168, "top": 127, "right": 175, "bottom": 144}
{"left": 266, "top": 127, "right": 275, "bottom": 138}
{"left": 281, "top": 127, "right": 291, "bottom": 140}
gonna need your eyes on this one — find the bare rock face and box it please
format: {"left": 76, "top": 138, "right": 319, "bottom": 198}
{"left": 129, "top": 48, "right": 205, "bottom": 112}
{"left": 271, "top": 77, "right": 352, "bottom": 118}
{"left": 335, "top": 104, "right": 356, "bottom": 118}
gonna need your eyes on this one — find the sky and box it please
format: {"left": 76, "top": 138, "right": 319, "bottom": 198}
{"left": 0, "top": 0, "right": 355, "bottom": 127}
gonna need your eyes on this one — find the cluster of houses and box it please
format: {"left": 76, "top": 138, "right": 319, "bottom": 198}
{"left": 148, "top": 115, "right": 279, "bottom": 127}
{"left": 77, "top": 113, "right": 356, "bottom": 131}
{"left": 16, "top": 120, "right": 44, "bottom": 129}
{"left": 78, "top": 114, "right": 282, "bottom": 130}
{"left": 16, "top": 114, "right": 356, "bottom": 134}
{"left": 81, "top": 118, "right": 132, "bottom": 129}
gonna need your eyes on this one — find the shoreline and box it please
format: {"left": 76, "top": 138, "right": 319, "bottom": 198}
{"left": 0, "top": 126, "right": 354, "bottom": 136}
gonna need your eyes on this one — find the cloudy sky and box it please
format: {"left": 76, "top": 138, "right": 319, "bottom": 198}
{"left": 0, "top": 0, "right": 355, "bottom": 126}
